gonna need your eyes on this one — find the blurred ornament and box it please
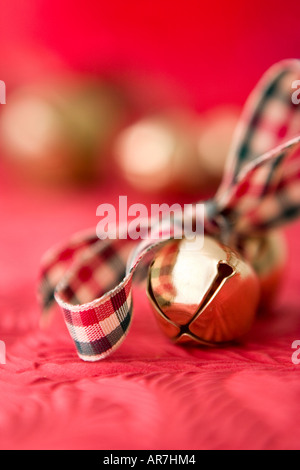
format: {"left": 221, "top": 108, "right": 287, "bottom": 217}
{"left": 0, "top": 76, "right": 125, "bottom": 185}
{"left": 147, "top": 235, "right": 260, "bottom": 345}
{"left": 113, "top": 111, "right": 201, "bottom": 193}
{"left": 113, "top": 106, "right": 240, "bottom": 195}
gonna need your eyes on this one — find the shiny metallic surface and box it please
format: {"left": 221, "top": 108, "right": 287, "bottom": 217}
{"left": 147, "top": 235, "right": 260, "bottom": 345}
{"left": 243, "top": 231, "right": 287, "bottom": 310}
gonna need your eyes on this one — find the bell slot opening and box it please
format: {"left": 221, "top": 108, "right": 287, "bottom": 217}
{"left": 196, "top": 261, "right": 234, "bottom": 313}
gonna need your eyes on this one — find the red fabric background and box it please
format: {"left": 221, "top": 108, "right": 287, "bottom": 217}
{"left": 1, "top": 0, "right": 300, "bottom": 450}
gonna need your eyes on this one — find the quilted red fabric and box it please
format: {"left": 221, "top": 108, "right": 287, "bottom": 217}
{"left": 1, "top": 0, "right": 300, "bottom": 450}
{"left": 1, "top": 164, "right": 300, "bottom": 450}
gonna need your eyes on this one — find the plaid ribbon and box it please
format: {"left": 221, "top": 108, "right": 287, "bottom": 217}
{"left": 39, "top": 59, "right": 300, "bottom": 361}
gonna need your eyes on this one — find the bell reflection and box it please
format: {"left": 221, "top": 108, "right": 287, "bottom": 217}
{"left": 147, "top": 236, "right": 260, "bottom": 345}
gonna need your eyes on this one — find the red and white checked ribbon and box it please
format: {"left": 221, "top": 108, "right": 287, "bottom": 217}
{"left": 39, "top": 59, "right": 300, "bottom": 361}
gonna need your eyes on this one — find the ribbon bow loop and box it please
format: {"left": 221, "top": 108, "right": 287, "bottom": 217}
{"left": 211, "top": 59, "right": 300, "bottom": 241}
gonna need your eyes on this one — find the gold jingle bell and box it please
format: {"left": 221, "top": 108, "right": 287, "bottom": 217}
{"left": 147, "top": 235, "right": 261, "bottom": 345}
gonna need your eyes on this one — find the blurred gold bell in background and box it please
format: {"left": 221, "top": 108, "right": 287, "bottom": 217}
{"left": 147, "top": 235, "right": 261, "bottom": 345}
{"left": 113, "top": 106, "right": 240, "bottom": 196}
{"left": 242, "top": 231, "right": 287, "bottom": 311}
{"left": 0, "top": 52, "right": 241, "bottom": 196}
{"left": 0, "top": 76, "right": 125, "bottom": 186}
